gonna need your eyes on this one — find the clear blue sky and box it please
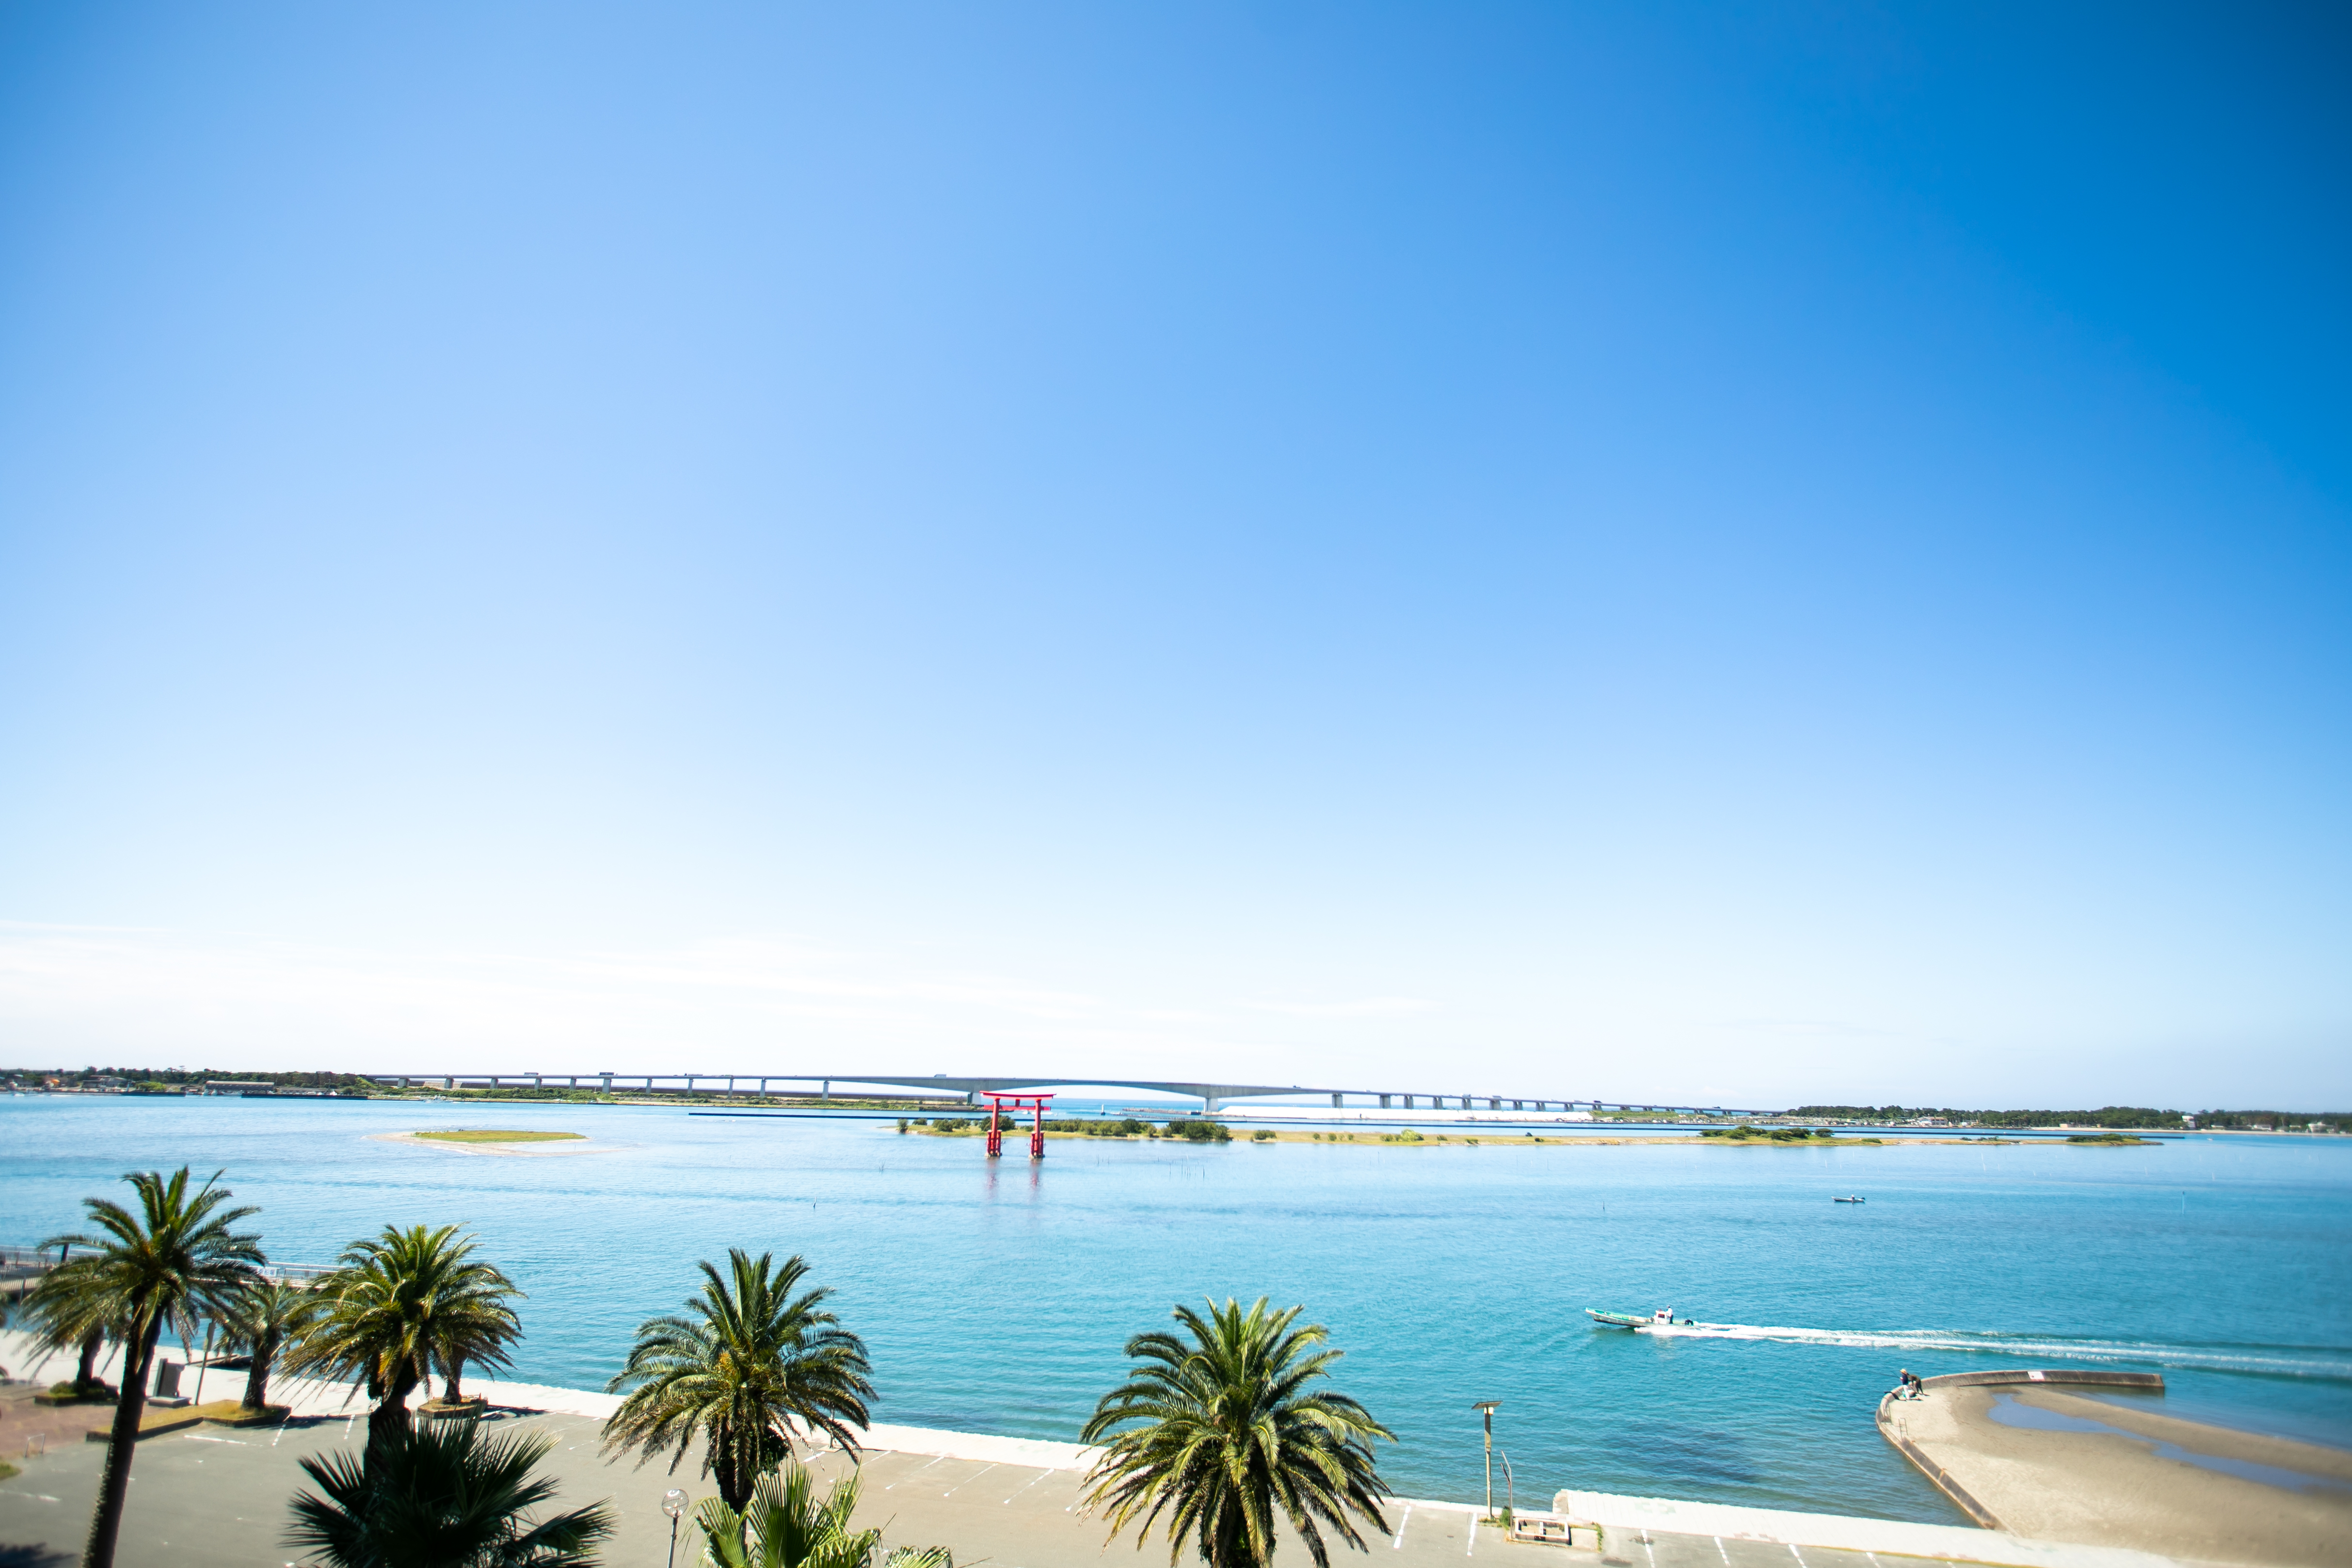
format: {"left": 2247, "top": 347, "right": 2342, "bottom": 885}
{"left": 1, "top": 2, "right": 2345, "bottom": 1107}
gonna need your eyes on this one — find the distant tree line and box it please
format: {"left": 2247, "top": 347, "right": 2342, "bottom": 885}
{"left": 1783, "top": 1104, "right": 2348, "bottom": 1131}
{"left": 8, "top": 1066, "right": 375, "bottom": 1090}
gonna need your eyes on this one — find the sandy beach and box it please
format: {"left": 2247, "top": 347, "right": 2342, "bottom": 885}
{"left": 363, "top": 1130, "right": 619, "bottom": 1157}
{"left": 1881, "top": 1380, "right": 2352, "bottom": 1566}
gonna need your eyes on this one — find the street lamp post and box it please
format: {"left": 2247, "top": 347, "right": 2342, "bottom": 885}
{"left": 662, "top": 1488, "right": 688, "bottom": 1568}
{"left": 1472, "top": 1401, "right": 1501, "bottom": 1521}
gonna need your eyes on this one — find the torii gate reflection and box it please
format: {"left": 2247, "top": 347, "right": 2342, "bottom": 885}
{"left": 980, "top": 1090, "right": 1053, "bottom": 1160}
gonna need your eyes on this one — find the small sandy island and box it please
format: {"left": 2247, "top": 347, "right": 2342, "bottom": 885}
{"left": 1883, "top": 1379, "right": 2352, "bottom": 1566}
{"left": 370, "top": 1130, "right": 611, "bottom": 1157}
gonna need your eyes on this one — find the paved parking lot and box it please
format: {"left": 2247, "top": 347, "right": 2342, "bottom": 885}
{"left": 0, "top": 1408, "right": 2050, "bottom": 1568}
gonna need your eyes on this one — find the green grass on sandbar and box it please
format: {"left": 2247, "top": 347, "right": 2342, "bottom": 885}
{"left": 413, "top": 1129, "right": 587, "bottom": 1143}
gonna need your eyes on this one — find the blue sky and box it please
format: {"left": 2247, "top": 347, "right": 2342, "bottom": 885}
{"left": 0, "top": 2, "right": 2345, "bottom": 1106}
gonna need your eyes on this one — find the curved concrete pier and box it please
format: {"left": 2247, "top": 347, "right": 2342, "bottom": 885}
{"left": 1879, "top": 1373, "right": 2352, "bottom": 1567}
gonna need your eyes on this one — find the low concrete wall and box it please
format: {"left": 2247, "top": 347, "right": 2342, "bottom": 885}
{"left": 1549, "top": 1488, "right": 2191, "bottom": 1568}
{"left": 1920, "top": 1370, "right": 2165, "bottom": 1392}
{"left": 1880, "top": 1390, "right": 2006, "bottom": 1528}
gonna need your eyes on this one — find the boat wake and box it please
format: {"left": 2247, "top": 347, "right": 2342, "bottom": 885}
{"left": 1632, "top": 1321, "right": 2352, "bottom": 1381}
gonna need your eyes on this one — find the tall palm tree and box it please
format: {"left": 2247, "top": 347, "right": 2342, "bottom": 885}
{"left": 1081, "top": 1297, "right": 1394, "bottom": 1568}
{"left": 288, "top": 1415, "right": 613, "bottom": 1568}
{"left": 692, "top": 1458, "right": 950, "bottom": 1568}
{"left": 218, "top": 1278, "right": 312, "bottom": 1413}
{"left": 601, "top": 1250, "right": 874, "bottom": 1510}
{"left": 284, "top": 1225, "right": 524, "bottom": 1455}
{"left": 31, "top": 1168, "right": 266, "bottom": 1568}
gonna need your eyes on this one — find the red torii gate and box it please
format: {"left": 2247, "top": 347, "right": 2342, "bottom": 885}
{"left": 981, "top": 1091, "right": 1053, "bottom": 1160}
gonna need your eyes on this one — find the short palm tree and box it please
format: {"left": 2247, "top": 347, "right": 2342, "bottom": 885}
{"left": 31, "top": 1167, "right": 266, "bottom": 1568}
{"left": 284, "top": 1224, "right": 524, "bottom": 1455}
{"left": 288, "top": 1415, "right": 614, "bottom": 1568}
{"left": 601, "top": 1250, "right": 874, "bottom": 1510}
{"left": 218, "top": 1278, "right": 313, "bottom": 1413}
{"left": 1081, "top": 1297, "right": 1394, "bottom": 1568}
{"left": 20, "top": 1265, "right": 116, "bottom": 1397}
{"left": 691, "top": 1457, "right": 948, "bottom": 1568}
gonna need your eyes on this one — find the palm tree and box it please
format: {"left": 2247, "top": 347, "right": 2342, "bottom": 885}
{"left": 284, "top": 1224, "right": 524, "bottom": 1455}
{"left": 31, "top": 1167, "right": 266, "bottom": 1568}
{"left": 692, "top": 1458, "right": 949, "bottom": 1568}
{"left": 288, "top": 1415, "right": 614, "bottom": 1568}
{"left": 601, "top": 1250, "right": 874, "bottom": 1510}
{"left": 1081, "top": 1297, "right": 1394, "bottom": 1568}
{"left": 218, "top": 1278, "right": 312, "bottom": 1413}
{"left": 20, "top": 1267, "right": 116, "bottom": 1397}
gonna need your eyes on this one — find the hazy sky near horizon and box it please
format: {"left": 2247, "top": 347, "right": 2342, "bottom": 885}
{"left": 1, "top": 3, "right": 2346, "bottom": 1107}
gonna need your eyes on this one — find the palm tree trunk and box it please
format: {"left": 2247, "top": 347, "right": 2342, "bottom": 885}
{"left": 715, "top": 1424, "right": 759, "bottom": 1512}
{"left": 443, "top": 1349, "right": 466, "bottom": 1404}
{"left": 368, "top": 1360, "right": 421, "bottom": 1458}
{"left": 75, "top": 1327, "right": 103, "bottom": 1391}
{"left": 82, "top": 1314, "right": 162, "bottom": 1568}
{"left": 240, "top": 1328, "right": 275, "bottom": 1411}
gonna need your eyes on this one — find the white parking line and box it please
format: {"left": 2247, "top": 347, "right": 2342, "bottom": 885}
{"left": 1467, "top": 1513, "right": 1478, "bottom": 1556}
{"left": 944, "top": 1463, "right": 998, "bottom": 1497}
{"left": 1394, "top": 1503, "right": 1413, "bottom": 1548}
{"left": 885, "top": 1455, "right": 950, "bottom": 1490}
{"left": 1716, "top": 1537, "right": 1732, "bottom": 1567}
{"left": 1002, "top": 1469, "right": 1051, "bottom": 1504}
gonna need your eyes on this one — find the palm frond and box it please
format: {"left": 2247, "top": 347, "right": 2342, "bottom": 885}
{"left": 1083, "top": 1297, "right": 1393, "bottom": 1568}
{"left": 602, "top": 1250, "right": 873, "bottom": 1509}
{"left": 288, "top": 1417, "right": 613, "bottom": 1568}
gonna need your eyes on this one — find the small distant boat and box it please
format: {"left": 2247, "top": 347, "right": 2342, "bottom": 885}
{"left": 1587, "top": 1307, "right": 1695, "bottom": 1329}
{"left": 1834, "top": 1195, "right": 1866, "bottom": 1203}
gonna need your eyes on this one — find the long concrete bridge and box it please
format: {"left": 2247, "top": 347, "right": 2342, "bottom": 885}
{"left": 360, "top": 1071, "right": 1766, "bottom": 1118}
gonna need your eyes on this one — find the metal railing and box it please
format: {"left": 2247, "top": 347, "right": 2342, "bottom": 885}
{"left": 0, "top": 1243, "right": 338, "bottom": 1283}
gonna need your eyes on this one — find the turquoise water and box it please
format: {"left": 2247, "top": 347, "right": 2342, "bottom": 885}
{"left": 8, "top": 1097, "right": 2351, "bottom": 1522}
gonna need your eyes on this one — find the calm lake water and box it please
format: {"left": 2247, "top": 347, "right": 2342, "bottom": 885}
{"left": 9, "top": 1096, "right": 2350, "bottom": 1522}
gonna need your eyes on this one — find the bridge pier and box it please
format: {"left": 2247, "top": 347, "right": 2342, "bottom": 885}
{"left": 1378, "top": 1094, "right": 1391, "bottom": 1109}
{"left": 1331, "top": 1093, "right": 1343, "bottom": 1107}
{"left": 600, "top": 1072, "right": 612, "bottom": 1091}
